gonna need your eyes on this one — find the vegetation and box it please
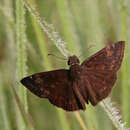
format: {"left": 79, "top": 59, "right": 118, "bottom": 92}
{"left": 0, "top": 0, "right": 129, "bottom": 130}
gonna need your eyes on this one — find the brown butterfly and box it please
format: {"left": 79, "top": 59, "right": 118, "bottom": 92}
{"left": 21, "top": 41, "right": 125, "bottom": 111}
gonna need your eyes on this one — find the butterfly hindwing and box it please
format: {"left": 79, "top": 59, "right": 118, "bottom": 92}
{"left": 21, "top": 69, "right": 85, "bottom": 111}
{"left": 80, "top": 71, "right": 117, "bottom": 105}
{"left": 81, "top": 41, "right": 124, "bottom": 105}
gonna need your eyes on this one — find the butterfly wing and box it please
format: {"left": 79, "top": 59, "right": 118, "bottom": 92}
{"left": 81, "top": 41, "right": 125, "bottom": 105}
{"left": 21, "top": 69, "right": 85, "bottom": 111}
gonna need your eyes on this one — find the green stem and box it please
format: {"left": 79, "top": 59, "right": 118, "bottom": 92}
{"left": 0, "top": 82, "right": 11, "bottom": 130}
{"left": 120, "top": 0, "right": 129, "bottom": 127}
{"left": 16, "top": 0, "right": 28, "bottom": 129}
{"left": 16, "top": 0, "right": 27, "bottom": 110}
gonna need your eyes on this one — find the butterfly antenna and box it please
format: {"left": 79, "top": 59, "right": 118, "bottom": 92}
{"left": 48, "top": 54, "right": 67, "bottom": 60}
{"left": 78, "top": 44, "right": 95, "bottom": 58}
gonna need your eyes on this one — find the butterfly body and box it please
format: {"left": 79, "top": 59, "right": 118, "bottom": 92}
{"left": 21, "top": 41, "right": 125, "bottom": 111}
{"left": 70, "top": 65, "right": 81, "bottom": 80}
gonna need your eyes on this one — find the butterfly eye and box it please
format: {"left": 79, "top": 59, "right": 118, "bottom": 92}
{"left": 68, "top": 59, "right": 70, "bottom": 65}
{"left": 77, "top": 59, "right": 80, "bottom": 64}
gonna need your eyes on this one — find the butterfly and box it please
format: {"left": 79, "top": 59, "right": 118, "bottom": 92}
{"left": 21, "top": 41, "right": 125, "bottom": 111}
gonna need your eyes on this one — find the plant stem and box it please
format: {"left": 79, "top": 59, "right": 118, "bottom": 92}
{"left": 120, "top": 0, "right": 129, "bottom": 127}
{"left": 16, "top": 0, "right": 28, "bottom": 129}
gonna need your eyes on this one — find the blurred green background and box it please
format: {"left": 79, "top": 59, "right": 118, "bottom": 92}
{"left": 0, "top": 0, "right": 130, "bottom": 130}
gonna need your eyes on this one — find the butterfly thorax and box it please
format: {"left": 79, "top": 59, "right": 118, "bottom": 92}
{"left": 68, "top": 55, "right": 81, "bottom": 80}
{"left": 69, "top": 64, "right": 81, "bottom": 80}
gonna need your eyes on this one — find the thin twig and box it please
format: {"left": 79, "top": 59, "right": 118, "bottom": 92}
{"left": 75, "top": 111, "right": 87, "bottom": 130}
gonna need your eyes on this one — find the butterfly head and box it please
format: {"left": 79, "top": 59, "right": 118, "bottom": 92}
{"left": 68, "top": 55, "right": 80, "bottom": 66}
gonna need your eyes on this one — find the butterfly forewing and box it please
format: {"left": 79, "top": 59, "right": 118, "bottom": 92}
{"left": 21, "top": 69, "right": 85, "bottom": 111}
{"left": 80, "top": 41, "right": 125, "bottom": 105}
{"left": 81, "top": 41, "right": 124, "bottom": 72}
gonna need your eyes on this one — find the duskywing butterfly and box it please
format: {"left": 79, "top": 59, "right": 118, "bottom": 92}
{"left": 21, "top": 41, "right": 125, "bottom": 111}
